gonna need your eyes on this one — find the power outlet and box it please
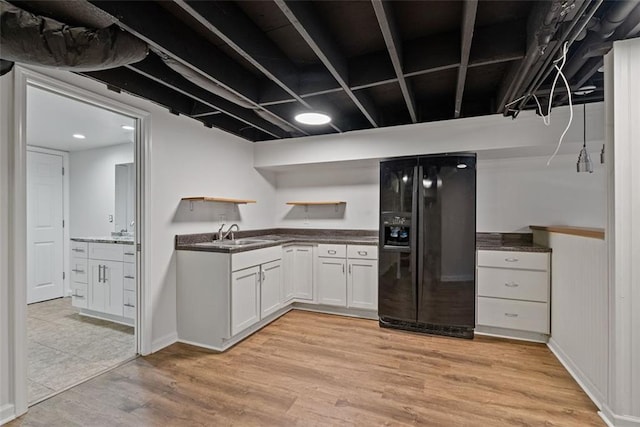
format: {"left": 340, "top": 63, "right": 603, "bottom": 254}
{"left": 108, "top": 214, "right": 113, "bottom": 223}
{"left": 303, "top": 215, "right": 310, "bottom": 226}
{"left": 218, "top": 214, "right": 226, "bottom": 223}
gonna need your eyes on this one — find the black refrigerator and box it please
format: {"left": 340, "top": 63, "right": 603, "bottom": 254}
{"left": 378, "top": 153, "right": 476, "bottom": 339}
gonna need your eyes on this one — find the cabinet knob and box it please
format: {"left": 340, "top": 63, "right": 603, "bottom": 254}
{"left": 504, "top": 282, "right": 519, "bottom": 288}
{"left": 357, "top": 251, "right": 367, "bottom": 256}
{"left": 504, "top": 258, "right": 519, "bottom": 262}
{"left": 328, "top": 250, "right": 337, "bottom": 255}
{"left": 504, "top": 313, "right": 519, "bottom": 318}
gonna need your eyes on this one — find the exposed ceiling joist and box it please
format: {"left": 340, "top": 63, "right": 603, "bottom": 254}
{"left": 274, "top": 0, "right": 379, "bottom": 127}
{"left": 454, "top": 0, "right": 478, "bottom": 119}
{"left": 372, "top": 0, "right": 417, "bottom": 123}
{"left": 86, "top": 0, "right": 306, "bottom": 136}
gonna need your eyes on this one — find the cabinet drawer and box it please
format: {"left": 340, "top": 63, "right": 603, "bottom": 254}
{"left": 70, "top": 241, "right": 88, "bottom": 258}
{"left": 123, "top": 262, "right": 136, "bottom": 291}
{"left": 71, "top": 282, "right": 88, "bottom": 308}
{"left": 317, "top": 244, "right": 346, "bottom": 258}
{"left": 232, "top": 245, "right": 281, "bottom": 272}
{"left": 123, "top": 246, "right": 136, "bottom": 263}
{"left": 70, "top": 259, "right": 88, "bottom": 284}
{"left": 123, "top": 289, "right": 136, "bottom": 319}
{"left": 88, "top": 243, "right": 124, "bottom": 262}
{"left": 477, "top": 267, "right": 548, "bottom": 302}
{"left": 477, "top": 250, "right": 548, "bottom": 271}
{"left": 477, "top": 297, "right": 549, "bottom": 333}
{"left": 347, "top": 245, "right": 378, "bottom": 260}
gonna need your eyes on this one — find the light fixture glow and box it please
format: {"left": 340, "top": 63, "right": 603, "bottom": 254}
{"left": 294, "top": 112, "right": 331, "bottom": 125}
{"left": 121, "top": 125, "right": 135, "bottom": 130}
{"left": 574, "top": 85, "right": 596, "bottom": 96}
{"left": 402, "top": 175, "right": 408, "bottom": 183}
{"left": 456, "top": 163, "right": 468, "bottom": 169}
{"left": 73, "top": 134, "right": 86, "bottom": 139}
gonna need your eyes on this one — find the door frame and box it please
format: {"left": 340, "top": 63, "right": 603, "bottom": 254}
{"left": 26, "top": 147, "right": 70, "bottom": 298}
{"left": 11, "top": 66, "right": 153, "bottom": 416}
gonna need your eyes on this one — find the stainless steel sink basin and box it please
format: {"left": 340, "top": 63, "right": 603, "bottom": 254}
{"left": 194, "top": 239, "right": 273, "bottom": 248}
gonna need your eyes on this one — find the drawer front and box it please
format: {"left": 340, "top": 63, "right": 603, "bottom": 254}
{"left": 477, "top": 297, "right": 549, "bottom": 333}
{"left": 477, "top": 267, "right": 548, "bottom": 302}
{"left": 347, "top": 245, "right": 378, "bottom": 260}
{"left": 232, "top": 245, "right": 282, "bottom": 272}
{"left": 123, "top": 289, "right": 136, "bottom": 319}
{"left": 123, "top": 246, "right": 136, "bottom": 263}
{"left": 70, "top": 259, "right": 88, "bottom": 284}
{"left": 70, "top": 241, "right": 88, "bottom": 258}
{"left": 89, "top": 243, "right": 124, "bottom": 262}
{"left": 123, "top": 262, "right": 136, "bottom": 289}
{"left": 477, "top": 250, "right": 548, "bottom": 271}
{"left": 71, "top": 282, "right": 88, "bottom": 309}
{"left": 317, "top": 244, "right": 346, "bottom": 258}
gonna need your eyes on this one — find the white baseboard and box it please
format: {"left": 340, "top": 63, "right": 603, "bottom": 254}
{"left": 599, "top": 404, "right": 640, "bottom": 427}
{"left": 547, "top": 338, "right": 605, "bottom": 410}
{"left": 0, "top": 403, "right": 16, "bottom": 425}
{"left": 151, "top": 332, "right": 178, "bottom": 353}
{"left": 475, "top": 325, "right": 548, "bottom": 343}
{"left": 292, "top": 303, "right": 378, "bottom": 320}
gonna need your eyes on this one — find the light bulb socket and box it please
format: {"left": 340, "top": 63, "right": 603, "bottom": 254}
{"left": 577, "top": 147, "right": 594, "bottom": 173}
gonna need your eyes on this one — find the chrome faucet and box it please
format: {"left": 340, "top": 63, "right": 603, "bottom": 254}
{"left": 218, "top": 223, "right": 240, "bottom": 241}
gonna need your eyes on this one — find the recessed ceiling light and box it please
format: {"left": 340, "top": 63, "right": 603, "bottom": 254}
{"left": 597, "top": 66, "right": 604, "bottom": 73}
{"left": 121, "top": 125, "right": 135, "bottom": 130}
{"left": 73, "top": 134, "right": 86, "bottom": 139}
{"left": 457, "top": 163, "right": 468, "bottom": 169}
{"left": 574, "top": 85, "right": 596, "bottom": 96}
{"left": 294, "top": 112, "right": 331, "bottom": 125}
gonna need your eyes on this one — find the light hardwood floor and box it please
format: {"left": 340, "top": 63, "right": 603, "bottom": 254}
{"left": 9, "top": 310, "right": 603, "bottom": 426}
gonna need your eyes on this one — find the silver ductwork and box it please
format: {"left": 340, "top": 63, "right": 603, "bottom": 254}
{"left": 0, "top": 1, "right": 148, "bottom": 71}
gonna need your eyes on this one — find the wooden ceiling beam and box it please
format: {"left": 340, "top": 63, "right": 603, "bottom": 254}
{"left": 372, "top": 0, "right": 417, "bottom": 123}
{"left": 454, "top": 0, "right": 478, "bottom": 119}
{"left": 275, "top": 0, "right": 379, "bottom": 128}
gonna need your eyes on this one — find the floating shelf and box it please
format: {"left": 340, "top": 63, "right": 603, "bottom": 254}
{"left": 182, "top": 197, "right": 256, "bottom": 204}
{"left": 286, "top": 201, "right": 346, "bottom": 206}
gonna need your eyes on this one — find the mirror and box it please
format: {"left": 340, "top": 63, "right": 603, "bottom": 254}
{"left": 115, "top": 163, "right": 135, "bottom": 234}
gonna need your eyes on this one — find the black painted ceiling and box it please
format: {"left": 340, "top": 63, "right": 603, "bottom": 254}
{"left": 7, "top": 0, "right": 640, "bottom": 142}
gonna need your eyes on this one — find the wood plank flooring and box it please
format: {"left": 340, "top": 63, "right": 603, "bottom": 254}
{"left": 9, "top": 310, "right": 603, "bottom": 426}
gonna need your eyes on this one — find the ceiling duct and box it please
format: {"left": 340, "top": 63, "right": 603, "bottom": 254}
{"left": 0, "top": 1, "right": 147, "bottom": 71}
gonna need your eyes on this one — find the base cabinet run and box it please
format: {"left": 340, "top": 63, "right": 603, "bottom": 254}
{"left": 476, "top": 250, "right": 550, "bottom": 342}
{"left": 177, "top": 242, "right": 378, "bottom": 352}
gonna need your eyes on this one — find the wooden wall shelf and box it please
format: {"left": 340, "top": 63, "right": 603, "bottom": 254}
{"left": 530, "top": 225, "right": 605, "bottom": 240}
{"left": 286, "top": 201, "right": 346, "bottom": 206}
{"left": 182, "top": 197, "right": 256, "bottom": 204}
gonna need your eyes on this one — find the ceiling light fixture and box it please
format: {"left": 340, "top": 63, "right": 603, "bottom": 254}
{"left": 456, "top": 163, "right": 468, "bottom": 169}
{"left": 574, "top": 85, "right": 596, "bottom": 96}
{"left": 72, "top": 134, "right": 86, "bottom": 139}
{"left": 294, "top": 112, "right": 331, "bottom": 125}
{"left": 577, "top": 104, "right": 593, "bottom": 173}
{"left": 121, "top": 125, "right": 135, "bottom": 130}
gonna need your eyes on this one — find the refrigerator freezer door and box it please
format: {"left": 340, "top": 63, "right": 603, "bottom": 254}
{"left": 417, "top": 155, "right": 476, "bottom": 329}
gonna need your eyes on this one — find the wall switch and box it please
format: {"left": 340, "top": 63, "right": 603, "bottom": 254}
{"left": 108, "top": 214, "right": 113, "bottom": 223}
{"left": 303, "top": 215, "right": 310, "bottom": 226}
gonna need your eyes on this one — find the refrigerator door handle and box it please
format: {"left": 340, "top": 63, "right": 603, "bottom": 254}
{"left": 411, "top": 165, "right": 420, "bottom": 318}
{"left": 416, "top": 164, "right": 425, "bottom": 316}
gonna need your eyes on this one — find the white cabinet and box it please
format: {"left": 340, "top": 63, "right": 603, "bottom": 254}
{"left": 283, "top": 245, "right": 313, "bottom": 302}
{"left": 70, "top": 241, "right": 88, "bottom": 309}
{"left": 231, "top": 266, "right": 261, "bottom": 336}
{"left": 260, "top": 260, "right": 283, "bottom": 318}
{"left": 316, "top": 244, "right": 378, "bottom": 309}
{"left": 317, "top": 257, "right": 347, "bottom": 306}
{"left": 476, "top": 250, "right": 550, "bottom": 341}
{"left": 88, "top": 259, "right": 124, "bottom": 316}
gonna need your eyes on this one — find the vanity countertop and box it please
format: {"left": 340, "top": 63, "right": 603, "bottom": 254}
{"left": 71, "top": 237, "right": 135, "bottom": 245}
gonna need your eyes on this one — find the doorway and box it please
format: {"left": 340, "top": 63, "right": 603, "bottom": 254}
{"left": 23, "top": 81, "right": 140, "bottom": 404}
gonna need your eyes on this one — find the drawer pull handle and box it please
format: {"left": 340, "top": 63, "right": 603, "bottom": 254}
{"left": 357, "top": 251, "right": 368, "bottom": 256}
{"left": 124, "top": 252, "right": 135, "bottom": 256}
{"left": 71, "top": 269, "right": 85, "bottom": 273}
{"left": 71, "top": 293, "right": 85, "bottom": 299}
{"left": 124, "top": 275, "right": 135, "bottom": 279}
{"left": 72, "top": 248, "right": 85, "bottom": 252}
{"left": 504, "top": 282, "right": 519, "bottom": 288}
{"left": 504, "top": 313, "right": 519, "bottom": 318}
{"left": 124, "top": 303, "right": 135, "bottom": 308}
{"left": 328, "top": 250, "right": 337, "bottom": 255}
{"left": 504, "top": 258, "right": 519, "bottom": 262}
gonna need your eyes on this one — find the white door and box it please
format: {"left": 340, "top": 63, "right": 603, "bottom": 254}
{"left": 293, "top": 246, "right": 313, "bottom": 300}
{"left": 231, "top": 266, "right": 260, "bottom": 335}
{"left": 27, "top": 151, "right": 64, "bottom": 304}
{"left": 348, "top": 259, "right": 378, "bottom": 310}
{"left": 261, "top": 260, "right": 282, "bottom": 319}
{"left": 317, "top": 258, "right": 347, "bottom": 307}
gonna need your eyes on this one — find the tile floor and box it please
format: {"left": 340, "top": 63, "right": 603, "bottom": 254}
{"left": 27, "top": 297, "right": 135, "bottom": 404}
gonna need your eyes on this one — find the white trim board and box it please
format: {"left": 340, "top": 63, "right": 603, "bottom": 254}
{"left": 0, "top": 403, "right": 16, "bottom": 425}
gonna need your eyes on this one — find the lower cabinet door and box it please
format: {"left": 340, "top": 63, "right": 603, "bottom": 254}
{"left": 88, "top": 260, "right": 106, "bottom": 312}
{"left": 261, "top": 260, "right": 282, "bottom": 319}
{"left": 317, "top": 258, "right": 347, "bottom": 306}
{"left": 347, "top": 259, "right": 378, "bottom": 310}
{"left": 231, "top": 266, "right": 260, "bottom": 336}
{"left": 71, "top": 282, "right": 88, "bottom": 309}
{"left": 282, "top": 248, "right": 295, "bottom": 303}
{"left": 103, "top": 260, "right": 124, "bottom": 316}
{"left": 293, "top": 246, "right": 313, "bottom": 300}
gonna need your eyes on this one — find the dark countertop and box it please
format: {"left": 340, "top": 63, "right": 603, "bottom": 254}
{"left": 71, "top": 237, "right": 135, "bottom": 245}
{"left": 476, "top": 232, "right": 551, "bottom": 253}
{"left": 175, "top": 229, "right": 378, "bottom": 254}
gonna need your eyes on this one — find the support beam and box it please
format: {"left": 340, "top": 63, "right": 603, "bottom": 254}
{"left": 274, "top": 0, "right": 379, "bottom": 127}
{"left": 87, "top": 0, "right": 306, "bottom": 136}
{"left": 127, "top": 54, "right": 290, "bottom": 138}
{"left": 454, "top": 0, "right": 478, "bottom": 118}
{"left": 372, "top": 0, "right": 417, "bottom": 123}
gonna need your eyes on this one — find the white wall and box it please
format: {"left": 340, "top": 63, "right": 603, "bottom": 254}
{"left": 0, "top": 70, "right": 14, "bottom": 422}
{"left": 69, "top": 143, "right": 133, "bottom": 238}
{"left": 272, "top": 154, "right": 607, "bottom": 232}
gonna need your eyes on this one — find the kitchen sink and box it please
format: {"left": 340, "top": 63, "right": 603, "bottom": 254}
{"left": 194, "top": 239, "right": 273, "bottom": 248}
